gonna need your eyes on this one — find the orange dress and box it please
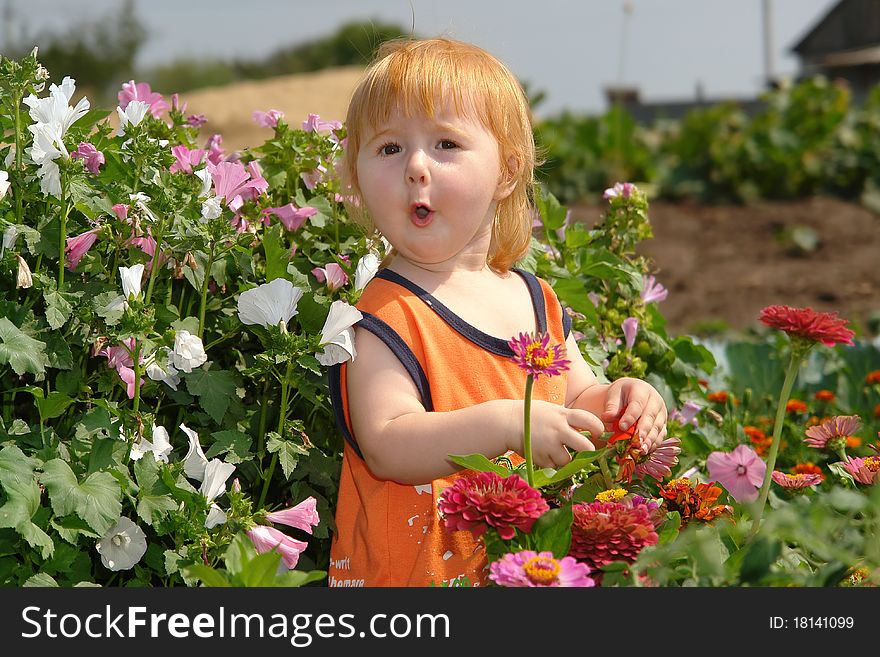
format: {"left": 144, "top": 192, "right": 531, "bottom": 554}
{"left": 327, "top": 268, "right": 571, "bottom": 587}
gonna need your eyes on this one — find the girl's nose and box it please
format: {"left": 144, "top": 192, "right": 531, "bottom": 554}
{"left": 405, "top": 150, "right": 429, "bottom": 184}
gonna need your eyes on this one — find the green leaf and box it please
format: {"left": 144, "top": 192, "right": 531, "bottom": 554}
{"left": 22, "top": 573, "right": 59, "bottom": 587}
{"left": 43, "top": 289, "right": 74, "bottom": 330}
{"left": 39, "top": 459, "right": 122, "bottom": 535}
{"left": 296, "top": 354, "right": 323, "bottom": 375}
{"left": 18, "top": 519, "right": 55, "bottom": 560}
{"left": 266, "top": 432, "right": 309, "bottom": 479}
{"left": 133, "top": 457, "right": 178, "bottom": 526}
{"left": 532, "top": 505, "right": 573, "bottom": 558}
{"left": 50, "top": 515, "right": 102, "bottom": 544}
{"left": 737, "top": 536, "right": 782, "bottom": 584}
{"left": 532, "top": 449, "right": 602, "bottom": 488}
{"left": 205, "top": 430, "right": 254, "bottom": 464}
{"left": 535, "top": 186, "right": 568, "bottom": 231}
{"left": 0, "top": 477, "right": 41, "bottom": 529}
{"left": 182, "top": 564, "right": 232, "bottom": 587}
{"left": 185, "top": 366, "right": 237, "bottom": 424}
{"left": 448, "top": 453, "right": 512, "bottom": 476}
{"left": 263, "top": 223, "right": 290, "bottom": 282}
{"left": 0, "top": 445, "right": 40, "bottom": 488}
{"left": 657, "top": 512, "right": 681, "bottom": 545}
{"left": 27, "top": 389, "right": 74, "bottom": 422}
{"left": 0, "top": 317, "right": 48, "bottom": 375}
{"left": 550, "top": 277, "right": 598, "bottom": 323}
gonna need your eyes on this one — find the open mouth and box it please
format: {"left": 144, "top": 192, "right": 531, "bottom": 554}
{"left": 411, "top": 203, "right": 434, "bottom": 226}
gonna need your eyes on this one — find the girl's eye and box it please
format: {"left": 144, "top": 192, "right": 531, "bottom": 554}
{"left": 438, "top": 140, "right": 458, "bottom": 150}
{"left": 378, "top": 143, "right": 400, "bottom": 156}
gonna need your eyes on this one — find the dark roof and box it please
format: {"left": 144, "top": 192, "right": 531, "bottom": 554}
{"left": 791, "top": 0, "right": 880, "bottom": 56}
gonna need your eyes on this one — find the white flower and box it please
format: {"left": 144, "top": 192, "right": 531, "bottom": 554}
{"left": 23, "top": 76, "right": 90, "bottom": 135}
{"left": 145, "top": 347, "right": 180, "bottom": 390}
{"left": 194, "top": 167, "right": 213, "bottom": 198}
{"left": 28, "top": 121, "right": 66, "bottom": 163}
{"left": 16, "top": 255, "right": 32, "bottom": 289}
{"left": 95, "top": 517, "right": 147, "bottom": 571}
{"left": 181, "top": 423, "right": 208, "bottom": 482}
{"left": 205, "top": 504, "right": 227, "bottom": 529}
{"left": 130, "top": 424, "right": 173, "bottom": 463}
{"left": 200, "top": 196, "right": 222, "bottom": 222}
{"left": 316, "top": 300, "right": 363, "bottom": 366}
{"left": 171, "top": 329, "right": 207, "bottom": 373}
{"left": 119, "top": 263, "right": 144, "bottom": 299}
{"left": 237, "top": 278, "right": 304, "bottom": 328}
{"left": 116, "top": 100, "right": 149, "bottom": 136}
{"left": 1, "top": 224, "right": 17, "bottom": 257}
{"left": 4, "top": 147, "right": 14, "bottom": 167}
{"left": 0, "top": 170, "right": 9, "bottom": 201}
{"left": 354, "top": 252, "right": 380, "bottom": 291}
{"left": 200, "top": 459, "right": 236, "bottom": 503}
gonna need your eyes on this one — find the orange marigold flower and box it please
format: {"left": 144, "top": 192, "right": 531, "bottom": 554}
{"left": 865, "top": 370, "right": 880, "bottom": 386}
{"left": 697, "top": 379, "right": 709, "bottom": 388}
{"left": 743, "top": 426, "right": 767, "bottom": 441}
{"left": 707, "top": 391, "right": 729, "bottom": 404}
{"left": 656, "top": 478, "right": 733, "bottom": 526}
{"left": 791, "top": 462, "right": 825, "bottom": 482}
{"left": 813, "top": 389, "right": 835, "bottom": 402}
{"left": 786, "top": 399, "right": 808, "bottom": 413}
{"left": 847, "top": 436, "right": 862, "bottom": 449}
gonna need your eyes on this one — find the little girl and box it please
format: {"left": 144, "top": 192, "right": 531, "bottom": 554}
{"left": 327, "top": 38, "right": 667, "bottom": 587}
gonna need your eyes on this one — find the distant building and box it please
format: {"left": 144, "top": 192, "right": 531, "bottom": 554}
{"left": 603, "top": 85, "right": 766, "bottom": 124}
{"left": 790, "top": 0, "right": 880, "bottom": 104}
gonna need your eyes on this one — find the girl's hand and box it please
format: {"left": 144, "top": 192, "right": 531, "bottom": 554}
{"left": 524, "top": 401, "right": 605, "bottom": 469}
{"left": 601, "top": 377, "right": 668, "bottom": 449}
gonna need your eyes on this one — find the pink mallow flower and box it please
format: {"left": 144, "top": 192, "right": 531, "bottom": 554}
{"left": 302, "top": 113, "right": 342, "bottom": 133}
{"left": 669, "top": 400, "right": 701, "bottom": 427}
{"left": 71, "top": 142, "right": 104, "bottom": 174}
{"left": 246, "top": 525, "right": 308, "bottom": 570}
{"left": 265, "top": 496, "right": 320, "bottom": 534}
{"left": 312, "top": 262, "right": 348, "bottom": 291}
{"left": 208, "top": 160, "right": 268, "bottom": 212}
{"left": 204, "top": 134, "right": 225, "bottom": 165}
{"left": 771, "top": 470, "right": 823, "bottom": 490}
{"left": 253, "top": 109, "right": 284, "bottom": 128}
{"left": 128, "top": 231, "right": 167, "bottom": 273}
{"left": 118, "top": 80, "right": 169, "bottom": 119}
{"left": 489, "top": 550, "right": 595, "bottom": 588}
{"left": 169, "top": 145, "right": 206, "bottom": 175}
{"left": 263, "top": 203, "right": 318, "bottom": 231}
{"left": 622, "top": 317, "right": 638, "bottom": 350}
{"left": 112, "top": 203, "right": 130, "bottom": 222}
{"left": 300, "top": 164, "right": 326, "bottom": 190}
{"left": 65, "top": 228, "right": 99, "bottom": 270}
{"left": 186, "top": 114, "right": 207, "bottom": 127}
{"left": 706, "top": 444, "right": 767, "bottom": 503}
{"left": 98, "top": 337, "right": 143, "bottom": 399}
{"left": 641, "top": 274, "right": 668, "bottom": 304}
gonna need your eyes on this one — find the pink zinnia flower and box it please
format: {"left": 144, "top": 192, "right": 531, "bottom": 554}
{"left": 169, "top": 145, "right": 206, "bottom": 175}
{"left": 71, "top": 142, "right": 104, "bottom": 174}
{"left": 622, "top": 317, "right": 638, "bottom": 350}
{"left": 841, "top": 456, "right": 880, "bottom": 485}
{"left": 771, "top": 470, "right": 823, "bottom": 489}
{"left": 246, "top": 525, "right": 308, "bottom": 570}
{"left": 311, "top": 262, "right": 348, "bottom": 291}
{"left": 758, "top": 305, "right": 855, "bottom": 348}
{"left": 263, "top": 203, "right": 318, "bottom": 231}
{"left": 438, "top": 471, "right": 549, "bottom": 540}
{"left": 65, "top": 228, "right": 99, "bottom": 270}
{"left": 302, "top": 113, "right": 342, "bottom": 133}
{"left": 265, "top": 496, "right": 319, "bottom": 534}
{"left": 641, "top": 274, "right": 668, "bottom": 304}
{"left": 489, "top": 550, "right": 595, "bottom": 587}
{"left": 804, "top": 415, "right": 861, "bottom": 450}
{"left": 508, "top": 332, "right": 570, "bottom": 378}
{"left": 118, "top": 80, "right": 169, "bottom": 119}
{"left": 252, "top": 109, "right": 284, "bottom": 128}
{"left": 569, "top": 499, "right": 659, "bottom": 574}
{"left": 706, "top": 444, "right": 767, "bottom": 503}
{"left": 635, "top": 435, "right": 681, "bottom": 481}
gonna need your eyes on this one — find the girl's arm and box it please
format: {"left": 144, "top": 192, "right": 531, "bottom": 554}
{"left": 346, "top": 328, "right": 602, "bottom": 484}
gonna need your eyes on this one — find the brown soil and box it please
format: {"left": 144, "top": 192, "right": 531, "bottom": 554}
{"left": 571, "top": 197, "right": 880, "bottom": 336}
{"left": 176, "top": 70, "right": 880, "bottom": 338}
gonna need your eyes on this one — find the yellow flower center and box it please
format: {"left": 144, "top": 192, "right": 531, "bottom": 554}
{"left": 523, "top": 556, "right": 561, "bottom": 585}
{"left": 526, "top": 342, "right": 553, "bottom": 369}
{"left": 865, "top": 456, "right": 880, "bottom": 472}
{"left": 595, "top": 488, "right": 628, "bottom": 503}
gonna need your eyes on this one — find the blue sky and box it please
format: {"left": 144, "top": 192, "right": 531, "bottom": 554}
{"left": 5, "top": 0, "right": 839, "bottom": 116}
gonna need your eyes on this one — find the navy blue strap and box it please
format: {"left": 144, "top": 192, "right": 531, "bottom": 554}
{"left": 328, "top": 311, "right": 434, "bottom": 458}
{"left": 561, "top": 304, "right": 572, "bottom": 339}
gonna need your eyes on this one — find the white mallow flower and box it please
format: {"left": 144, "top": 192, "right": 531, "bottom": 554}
{"left": 194, "top": 167, "right": 213, "bottom": 198}
{"left": 95, "top": 517, "right": 147, "bottom": 571}
{"left": 316, "top": 300, "right": 363, "bottom": 366}
{"left": 354, "top": 252, "right": 380, "bottom": 291}
{"left": 117, "top": 100, "right": 149, "bottom": 136}
{"left": 145, "top": 348, "right": 180, "bottom": 390}
{"left": 200, "top": 459, "right": 236, "bottom": 503}
{"left": 23, "top": 76, "right": 90, "bottom": 135}
{"left": 1, "top": 224, "right": 17, "bottom": 256}
{"left": 0, "top": 170, "right": 9, "bottom": 201}
{"left": 119, "top": 263, "right": 145, "bottom": 300}
{"left": 205, "top": 504, "right": 227, "bottom": 529}
{"left": 130, "top": 424, "right": 173, "bottom": 463}
{"left": 200, "top": 196, "right": 222, "bottom": 222}
{"left": 172, "top": 329, "right": 207, "bottom": 373}
{"left": 237, "top": 278, "right": 304, "bottom": 329}
{"left": 181, "top": 423, "right": 208, "bottom": 482}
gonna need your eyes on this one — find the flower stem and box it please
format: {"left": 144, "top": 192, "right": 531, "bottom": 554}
{"left": 58, "top": 172, "right": 70, "bottom": 287}
{"left": 143, "top": 215, "right": 166, "bottom": 305}
{"left": 131, "top": 339, "right": 142, "bottom": 417}
{"left": 749, "top": 350, "right": 803, "bottom": 537}
{"left": 258, "top": 361, "right": 293, "bottom": 508}
{"left": 257, "top": 376, "right": 270, "bottom": 460}
{"left": 598, "top": 452, "right": 614, "bottom": 489}
{"left": 12, "top": 90, "right": 24, "bottom": 226}
{"left": 198, "top": 244, "right": 215, "bottom": 339}
{"left": 523, "top": 374, "right": 535, "bottom": 487}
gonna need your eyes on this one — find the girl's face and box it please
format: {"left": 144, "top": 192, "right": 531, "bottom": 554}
{"left": 355, "top": 98, "right": 513, "bottom": 270}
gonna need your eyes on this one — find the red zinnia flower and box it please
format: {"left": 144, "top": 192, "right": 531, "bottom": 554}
{"left": 508, "top": 332, "right": 570, "bottom": 378}
{"left": 706, "top": 391, "right": 729, "bottom": 404}
{"left": 813, "top": 389, "right": 835, "bottom": 402}
{"left": 865, "top": 370, "right": 880, "bottom": 386}
{"left": 438, "top": 472, "right": 549, "bottom": 540}
{"left": 758, "top": 305, "right": 855, "bottom": 348}
{"left": 568, "top": 499, "right": 659, "bottom": 574}
{"left": 791, "top": 462, "right": 825, "bottom": 482}
{"left": 786, "top": 399, "right": 808, "bottom": 414}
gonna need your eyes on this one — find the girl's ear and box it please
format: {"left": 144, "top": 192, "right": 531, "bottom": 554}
{"left": 494, "top": 153, "right": 521, "bottom": 201}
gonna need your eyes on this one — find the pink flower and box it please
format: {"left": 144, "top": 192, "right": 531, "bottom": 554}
{"left": 569, "top": 499, "right": 659, "bottom": 574}
{"left": 635, "top": 435, "right": 681, "bottom": 481}
{"left": 841, "top": 456, "right": 880, "bottom": 485}
{"left": 246, "top": 525, "right": 308, "bottom": 570}
{"left": 804, "top": 415, "right": 861, "bottom": 450}
{"left": 603, "top": 182, "right": 635, "bottom": 200}
{"left": 300, "top": 165, "right": 326, "bottom": 190}
{"left": 622, "top": 317, "right": 638, "bottom": 350}
{"left": 71, "top": 142, "right": 104, "bottom": 174}
{"left": 112, "top": 203, "right": 130, "bottom": 222}
{"left": 508, "top": 332, "right": 570, "bottom": 378}
{"left": 207, "top": 160, "right": 268, "bottom": 212}
{"left": 302, "top": 113, "right": 342, "bottom": 133}
{"left": 169, "top": 145, "right": 206, "bottom": 175}
{"left": 171, "top": 93, "right": 186, "bottom": 113}
{"left": 669, "top": 400, "right": 701, "bottom": 427}
{"left": 265, "top": 496, "right": 319, "bottom": 534}
{"left": 252, "top": 109, "right": 284, "bottom": 128}
{"left": 128, "top": 231, "right": 167, "bottom": 273}
{"left": 771, "top": 470, "right": 822, "bottom": 489}
{"left": 758, "top": 305, "right": 855, "bottom": 348}
{"left": 706, "top": 444, "right": 767, "bottom": 503}
{"left": 118, "top": 80, "right": 169, "bottom": 119}
{"left": 65, "top": 228, "right": 99, "bottom": 270}
{"left": 204, "top": 134, "right": 225, "bottom": 165}
{"left": 263, "top": 203, "right": 318, "bottom": 231}
{"left": 438, "top": 471, "right": 549, "bottom": 540}
{"left": 98, "top": 338, "right": 143, "bottom": 400}
{"left": 489, "top": 550, "right": 595, "bottom": 587}
{"left": 311, "top": 262, "right": 348, "bottom": 291}
{"left": 641, "top": 274, "right": 668, "bottom": 304}
{"left": 187, "top": 114, "right": 207, "bottom": 127}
